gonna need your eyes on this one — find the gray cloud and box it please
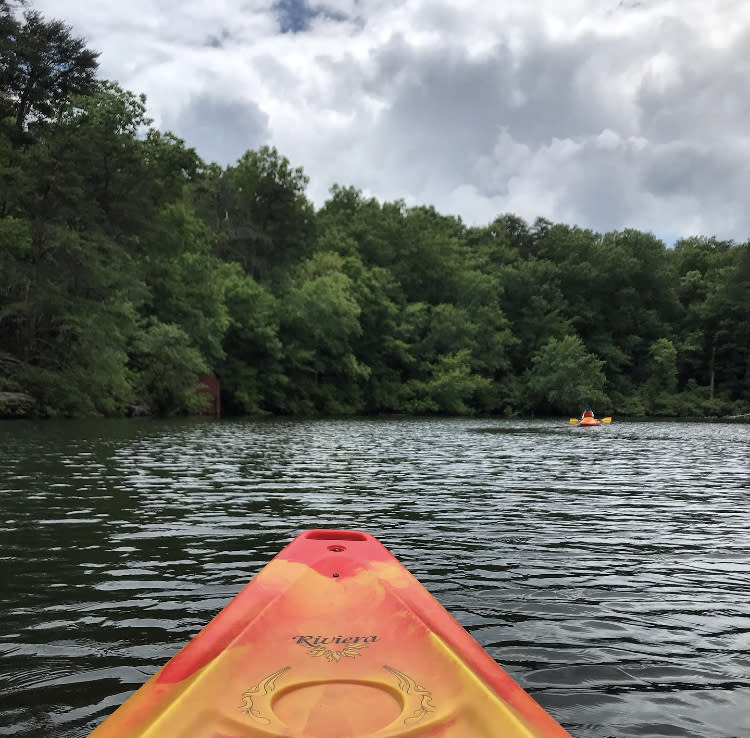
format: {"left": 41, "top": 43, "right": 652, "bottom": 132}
{"left": 165, "top": 96, "right": 270, "bottom": 166}
{"left": 30, "top": 0, "right": 750, "bottom": 241}
{"left": 329, "top": 12, "right": 750, "bottom": 239}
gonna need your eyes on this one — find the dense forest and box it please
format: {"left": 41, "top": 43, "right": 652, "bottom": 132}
{"left": 1, "top": 3, "right": 748, "bottom": 419}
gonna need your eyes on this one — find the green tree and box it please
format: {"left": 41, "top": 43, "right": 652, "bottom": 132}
{"left": 0, "top": 5, "right": 98, "bottom": 139}
{"left": 671, "top": 236, "right": 748, "bottom": 410}
{"left": 218, "top": 146, "right": 315, "bottom": 279}
{"left": 641, "top": 338, "right": 679, "bottom": 414}
{"left": 218, "top": 271, "right": 285, "bottom": 414}
{"left": 338, "top": 256, "right": 408, "bottom": 412}
{"left": 700, "top": 244, "right": 750, "bottom": 406}
{"left": 278, "top": 251, "right": 369, "bottom": 413}
{"left": 390, "top": 205, "right": 466, "bottom": 305}
{"left": 54, "top": 84, "right": 199, "bottom": 240}
{"left": 130, "top": 320, "right": 210, "bottom": 415}
{"left": 141, "top": 201, "right": 232, "bottom": 368}
{"left": 0, "top": 23, "right": 208, "bottom": 417}
{"left": 399, "top": 349, "right": 491, "bottom": 415}
{"left": 317, "top": 186, "right": 405, "bottom": 270}
{"left": 536, "top": 226, "right": 680, "bottom": 406}
{"left": 0, "top": 218, "right": 139, "bottom": 415}
{"left": 526, "top": 335, "right": 608, "bottom": 415}
{"left": 497, "top": 258, "right": 568, "bottom": 375}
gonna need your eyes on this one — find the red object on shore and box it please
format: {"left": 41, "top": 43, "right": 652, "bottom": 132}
{"left": 198, "top": 374, "right": 220, "bottom": 417}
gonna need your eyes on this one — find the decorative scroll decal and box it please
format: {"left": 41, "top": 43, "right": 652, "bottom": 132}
{"left": 384, "top": 666, "right": 436, "bottom": 724}
{"left": 307, "top": 642, "right": 367, "bottom": 662}
{"left": 239, "top": 666, "right": 291, "bottom": 724}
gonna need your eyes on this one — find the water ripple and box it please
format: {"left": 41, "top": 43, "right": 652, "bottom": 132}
{"left": 1, "top": 417, "right": 749, "bottom": 737}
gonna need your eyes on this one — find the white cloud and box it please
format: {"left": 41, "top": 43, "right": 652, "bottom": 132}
{"left": 31, "top": 0, "right": 750, "bottom": 241}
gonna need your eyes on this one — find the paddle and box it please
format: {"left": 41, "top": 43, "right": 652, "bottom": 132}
{"left": 600, "top": 416, "right": 612, "bottom": 423}
{"left": 569, "top": 418, "right": 579, "bottom": 424}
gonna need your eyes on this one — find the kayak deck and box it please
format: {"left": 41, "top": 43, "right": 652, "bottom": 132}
{"left": 89, "top": 530, "right": 571, "bottom": 737}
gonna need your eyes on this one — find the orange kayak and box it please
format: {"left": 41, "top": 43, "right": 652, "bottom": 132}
{"left": 578, "top": 417, "right": 601, "bottom": 426}
{"left": 88, "top": 530, "right": 572, "bottom": 738}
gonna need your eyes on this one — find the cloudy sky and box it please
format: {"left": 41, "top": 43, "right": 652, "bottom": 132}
{"left": 33, "top": 0, "right": 750, "bottom": 243}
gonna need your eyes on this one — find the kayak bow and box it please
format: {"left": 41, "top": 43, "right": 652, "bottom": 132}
{"left": 89, "top": 530, "right": 572, "bottom": 738}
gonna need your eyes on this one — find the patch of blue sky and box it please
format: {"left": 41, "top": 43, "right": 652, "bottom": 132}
{"left": 203, "top": 29, "right": 231, "bottom": 48}
{"left": 273, "top": 0, "right": 346, "bottom": 33}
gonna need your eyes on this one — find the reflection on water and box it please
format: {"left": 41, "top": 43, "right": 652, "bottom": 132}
{"left": 1, "top": 417, "right": 749, "bottom": 737}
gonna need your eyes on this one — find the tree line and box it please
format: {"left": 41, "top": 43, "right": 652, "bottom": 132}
{"left": 1, "top": 2, "right": 748, "bottom": 419}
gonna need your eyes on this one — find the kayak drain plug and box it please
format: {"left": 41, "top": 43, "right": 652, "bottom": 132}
{"left": 333, "top": 573, "right": 340, "bottom": 578}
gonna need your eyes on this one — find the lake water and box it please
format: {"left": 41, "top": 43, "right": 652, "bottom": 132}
{"left": 1, "top": 417, "right": 749, "bottom": 737}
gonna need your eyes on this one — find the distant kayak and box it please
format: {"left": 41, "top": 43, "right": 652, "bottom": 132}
{"left": 89, "top": 529, "right": 572, "bottom": 738}
{"left": 578, "top": 416, "right": 601, "bottom": 426}
{"left": 570, "top": 416, "right": 612, "bottom": 427}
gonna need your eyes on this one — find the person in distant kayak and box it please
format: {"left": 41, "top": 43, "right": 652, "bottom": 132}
{"left": 581, "top": 408, "right": 594, "bottom": 419}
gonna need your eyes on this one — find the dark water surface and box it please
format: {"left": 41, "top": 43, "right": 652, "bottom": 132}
{"left": 1, "top": 417, "right": 749, "bottom": 737}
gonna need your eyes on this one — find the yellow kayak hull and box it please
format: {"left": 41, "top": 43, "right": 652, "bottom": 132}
{"left": 89, "top": 530, "right": 572, "bottom": 738}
